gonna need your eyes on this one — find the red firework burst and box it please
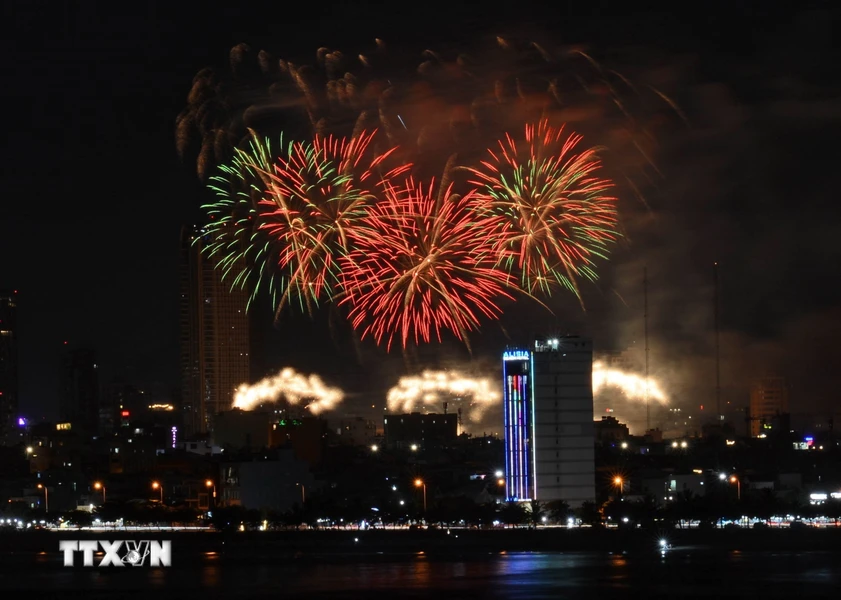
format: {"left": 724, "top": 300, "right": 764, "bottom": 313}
{"left": 340, "top": 178, "right": 513, "bottom": 351}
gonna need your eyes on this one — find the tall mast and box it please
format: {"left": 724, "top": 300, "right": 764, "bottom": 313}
{"left": 644, "top": 266, "right": 650, "bottom": 432}
{"left": 714, "top": 262, "right": 721, "bottom": 423}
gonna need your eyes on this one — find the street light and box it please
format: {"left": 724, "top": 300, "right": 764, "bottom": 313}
{"left": 37, "top": 483, "right": 48, "bottom": 513}
{"left": 410, "top": 444, "right": 418, "bottom": 452}
{"left": 613, "top": 476, "right": 624, "bottom": 497}
{"left": 414, "top": 478, "right": 427, "bottom": 512}
{"left": 296, "top": 482, "right": 306, "bottom": 504}
{"left": 729, "top": 475, "right": 741, "bottom": 500}
{"left": 93, "top": 481, "right": 106, "bottom": 503}
{"left": 205, "top": 479, "right": 215, "bottom": 509}
{"left": 151, "top": 481, "right": 163, "bottom": 504}
{"left": 371, "top": 444, "right": 379, "bottom": 452}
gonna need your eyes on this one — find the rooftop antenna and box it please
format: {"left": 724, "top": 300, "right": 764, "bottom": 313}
{"left": 714, "top": 262, "right": 721, "bottom": 423}
{"left": 644, "top": 266, "right": 650, "bottom": 432}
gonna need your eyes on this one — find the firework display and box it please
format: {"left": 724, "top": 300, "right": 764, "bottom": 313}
{"left": 179, "top": 36, "right": 676, "bottom": 351}
{"left": 255, "top": 130, "right": 406, "bottom": 314}
{"left": 200, "top": 123, "right": 617, "bottom": 349}
{"left": 339, "top": 178, "right": 513, "bottom": 351}
{"left": 203, "top": 135, "right": 284, "bottom": 311}
{"left": 468, "top": 120, "right": 619, "bottom": 299}
{"left": 202, "top": 130, "right": 407, "bottom": 315}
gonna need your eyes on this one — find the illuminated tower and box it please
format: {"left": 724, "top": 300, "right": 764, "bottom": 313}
{"left": 502, "top": 336, "right": 595, "bottom": 507}
{"left": 0, "top": 289, "right": 19, "bottom": 445}
{"left": 503, "top": 349, "right": 535, "bottom": 501}
{"left": 180, "top": 225, "right": 250, "bottom": 436}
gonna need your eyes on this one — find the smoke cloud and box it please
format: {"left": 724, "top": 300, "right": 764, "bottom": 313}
{"left": 233, "top": 367, "right": 345, "bottom": 415}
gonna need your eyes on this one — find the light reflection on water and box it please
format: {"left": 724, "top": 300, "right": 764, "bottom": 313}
{"left": 5, "top": 549, "right": 841, "bottom": 598}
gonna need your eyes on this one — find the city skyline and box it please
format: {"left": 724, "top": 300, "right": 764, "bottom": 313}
{"left": 1, "top": 4, "right": 839, "bottom": 429}
{"left": 3, "top": 8, "right": 841, "bottom": 597}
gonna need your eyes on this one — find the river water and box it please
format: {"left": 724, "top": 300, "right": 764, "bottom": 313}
{"left": 1, "top": 545, "right": 838, "bottom": 599}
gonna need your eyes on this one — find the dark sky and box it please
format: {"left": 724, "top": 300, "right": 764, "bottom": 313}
{"left": 2, "top": 2, "right": 840, "bottom": 430}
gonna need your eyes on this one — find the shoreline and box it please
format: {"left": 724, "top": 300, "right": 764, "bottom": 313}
{"left": 2, "top": 527, "right": 840, "bottom": 561}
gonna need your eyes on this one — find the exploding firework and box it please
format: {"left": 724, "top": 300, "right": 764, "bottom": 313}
{"left": 468, "top": 120, "right": 620, "bottom": 299}
{"left": 207, "top": 130, "right": 407, "bottom": 316}
{"left": 340, "top": 178, "right": 513, "bottom": 351}
{"left": 179, "top": 38, "right": 683, "bottom": 354}
{"left": 592, "top": 361, "right": 668, "bottom": 405}
{"left": 202, "top": 134, "right": 286, "bottom": 310}
{"left": 386, "top": 370, "right": 501, "bottom": 424}
{"left": 233, "top": 367, "right": 345, "bottom": 415}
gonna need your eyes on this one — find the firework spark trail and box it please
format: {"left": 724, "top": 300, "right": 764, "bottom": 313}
{"left": 233, "top": 367, "right": 345, "bottom": 415}
{"left": 386, "top": 370, "right": 501, "bottom": 423}
{"left": 259, "top": 131, "right": 408, "bottom": 316}
{"left": 468, "top": 119, "right": 620, "bottom": 300}
{"left": 206, "top": 130, "right": 406, "bottom": 317}
{"left": 340, "top": 177, "right": 514, "bottom": 351}
{"left": 202, "top": 134, "right": 285, "bottom": 310}
{"left": 592, "top": 361, "right": 668, "bottom": 405}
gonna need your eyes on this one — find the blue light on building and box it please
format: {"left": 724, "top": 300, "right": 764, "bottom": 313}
{"left": 503, "top": 349, "right": 535, "bottom": 501}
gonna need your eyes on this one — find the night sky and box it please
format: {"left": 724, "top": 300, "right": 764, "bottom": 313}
{"left": 2, "top": 2, "right": 839, "bottom": 429}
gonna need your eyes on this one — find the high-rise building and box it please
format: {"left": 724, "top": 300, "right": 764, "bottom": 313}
{"left": 61, "top": 348, "right": 100, "bottom": 437}
{"left": 180, "top": 225, "right": 250, "bottom": 437}
{"left": 749, "top": 376, "right": 789, "bottom": 437}
{"left": 0, "top": 289, "right": 20, "bottom": 444}
{"left": 503, "top": 336, "right": 595, "bottom": 507}
{"left": 502, "top": 348, "right": 535, "bottom": 500}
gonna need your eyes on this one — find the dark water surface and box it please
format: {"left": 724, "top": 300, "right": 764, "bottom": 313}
{"left": 1, "top": 546, "right": 838, "bottom": 599}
